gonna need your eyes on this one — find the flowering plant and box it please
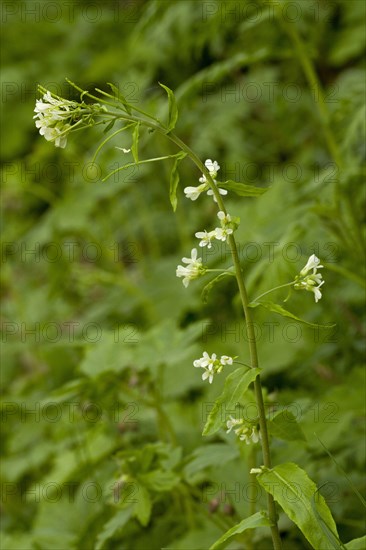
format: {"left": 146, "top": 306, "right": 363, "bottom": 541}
{"left": 33, "top": 80, "right": 339, "bottom": 550}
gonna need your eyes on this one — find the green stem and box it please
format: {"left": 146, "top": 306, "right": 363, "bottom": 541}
{"left": 206, "top": 268, "right": 235, "bottom": 274}
{"left": 227, "top": 233, "right": 282, "bottom": 550}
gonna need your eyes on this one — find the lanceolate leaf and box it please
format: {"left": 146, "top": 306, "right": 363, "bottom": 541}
{"left": 169, "top": 151, "right": 187, "bottom": 211}
{"left": 132, "top": 122, "right": 140, "bottom": 163}
{"left": 256, "top": 463, "right": 339, "bottom": 550}
{"left": 218, "top": 180, "right": 269, "bottom": 197}
{"left": 107, "top": 82, "right": 132, "bottom": 114}
{"left": 210, "top": 511, "right": 271, "bottom": 550}
{"left": 249, "top": 301, "right": 335, "bottom": 329}
{"left": 133, "top": 483, "right": 151, "bottom": 526}
{"left": 159, "top": 82, "right": 178, "bottom": 132}
{"left": 202, "top": 367, "right": 260, "bottom": 436}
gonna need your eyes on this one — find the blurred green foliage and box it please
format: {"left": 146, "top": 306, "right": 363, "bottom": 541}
{"left": 1, "top": 1, "right": 365, "bottom": 548}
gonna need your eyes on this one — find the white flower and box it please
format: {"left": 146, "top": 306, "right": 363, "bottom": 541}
{"left": 202, "top": 367, "right": 214, "bottom": 384}
{"left": 199, "top": 159, "right": 220, "bottom": 183}
{"left": 226, "top": 416, "right": 261, "bottom": 444}
{"left": 193, "top": 352, "right": 234, "bottom": 383}
{"left": 206, "top": 187, "right": 228, "bottom": 202}
{"left": 184, "top": 183, "right": 207, "bottom": 201}
{"left": 36, "top": 122, "right": 71, "bottom": 148}
{"left": 34, "top": 90, "right": 80, "bottom": 148}
{"left": 217, "top": 211, "right": 231, "bottom": 224}
{"left": 176, "top": 248, "right": 205, "bottom": 287}
{"left": 226, "top": 415, "right": 243, "bottom": 433}
{"left": 294, "top": 254, "right": 325, "bottom": 303}
{"left": 300, "top": 254, "right": 323, "bottom": 276}
{"left": 239, "top": 427, "right": 261, "bottom": 445}
{"left": 213, "top": 227, "right": 233, "bottom": 241}
{"left": 193, "top": 351, "right": 216, "bottom": 369}
{"left": 195, "top": 230, "right": 216, "bottom": 248}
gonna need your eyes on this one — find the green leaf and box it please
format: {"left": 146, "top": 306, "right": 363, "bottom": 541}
{"left": 95, "top": 508, "right": 132, "bottom": 550}
{"left": 249, "top": 301, "right": 335, "bottom": 329}
{"left": 218, "top": 180, "right": 269, "bottom": 197}
{"left": 139, "top": 469, "right": 180, "bottom": 492}
{"left": 103, "top": 119, "right": 116, "bottom": 134}
{"left": 310, "top": 488, "right": 347, "bottom": 549}
{"left": 202, "top": 367, "right": 260, "bottom": 436}
{"left": 133, "top": 483, "right": 152, "bottom": 526}
{"left": 210, "top": 511, "right": 271, "bottom": 550}
{"left": 132, "top": 122, "right": 140, "bottom": 163}
{"left": 169, "top": 151, "right": 187, "bottom": 211}
{"left": 108, "top": 82, "right": 132, "bottom": 114}
{"left": 256, "top": 462, "right": 339, "bottom": 550}
{"left": 345, "top": 536, "right": 366, "bottom": 549}
{"left": 159, "top": 82, "right": 178, "bottom": 132}
{"left": 268, "top": 410, "right": 306, "bottom": 442}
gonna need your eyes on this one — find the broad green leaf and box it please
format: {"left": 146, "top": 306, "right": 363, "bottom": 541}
{"left": 184, "top": 444, "right": 239, "bottom": 483}
{"left": 256, "top": 462, "right": 339, "bottom": 550}
{"left": 202, "top": 367, "right": 260, "bottom": 436}
{"left": 218, "top": 180, "right": 269, "bottom": 197}
{"left": 268, "top": 410, "right": 306, "bottom": 442}
{"left": 108, "top": 82, "right": 132, "bottom": 114}
{"left": 210, "top": 511, "right": 271, "bottom": 550}
{"left": 159, "top": 82, "right": 178, "bottom": 132}
{"left": 345, "top": 536, "right": 366, "bottom": 549}
{"left": 133, "top": 483, "right": 152, "bottom": 526}
{"left": 249, "top": 301, "right": 335, "bottom": 329}
{"left": 95, "top": 508, "right": 132, "bottom": 550}
{"left": 132, "top": 122, "right": 140, "bottom": 163}
{"left": 169, "top": 151, "right": 187, "bottom": 211}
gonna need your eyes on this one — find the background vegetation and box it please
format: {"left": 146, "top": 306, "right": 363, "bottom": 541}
{"left": 1, "top": 1, "right": 365, "bottom": 548}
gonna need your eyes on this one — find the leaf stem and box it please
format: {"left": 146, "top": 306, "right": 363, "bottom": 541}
{"left": 252, "top": 282, "right": 295, "bottom": 303}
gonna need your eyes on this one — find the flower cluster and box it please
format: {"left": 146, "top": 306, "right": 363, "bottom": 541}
{"left": 184, "top": 159, "right": 227, "bottom": 202}
{"left": 33, "top": 90, "right": 83, "bottom": 148}
{"left": 34, "top": 88, "right": 102, "bottom": 148}
{"left": 294, "top": 254, "right": 324, "bottom": 303}
{"left": 193, "top": 352, "right": 233, "bottom": 383}
{"left": 226, "top": 416, "right": 261, "bottom": 445}
{"left": 176, "top": 248, "right": 206, "bottom": 287}
{"left": 195, "top": 211, "right": 236, "bottom": 248}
